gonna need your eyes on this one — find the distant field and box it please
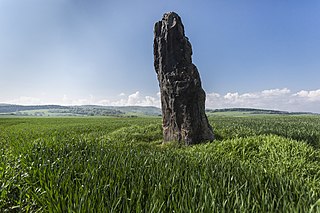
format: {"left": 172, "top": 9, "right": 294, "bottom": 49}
{"left": 207, "top": 111, "right": 255, "bottom": 116}
{"left": 1, "top": 104, "right": 315, "bottom": 117}
{"left": 1, "top": 115, "right": 320, "bottom": 212}
{"left": 0, "top": 104, "right": 162, "bottom": 117}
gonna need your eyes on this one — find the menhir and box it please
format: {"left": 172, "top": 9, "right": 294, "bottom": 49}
{"left": 153, "top": 12, "right": 214, "bottom": 145}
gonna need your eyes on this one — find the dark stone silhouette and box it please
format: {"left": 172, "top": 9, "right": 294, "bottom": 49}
{"left": 153, "top": 12, "right": 214, "bottom": 145}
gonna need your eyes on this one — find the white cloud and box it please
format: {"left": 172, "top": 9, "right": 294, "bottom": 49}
{"left": 2, "top": 88, "right": 320, "bottom": 113}
{"left": 95, "top": 91, "right": 161, "bottom": 107}
{"left": 224, "top": 92, "right": 239, "bottom": 100}
{"left": 62, "top": 94, "right": 68, "bottom": 102}
{"left": 294, "top": 89, "right": 320, "bottom": 101}
{"left": 295, "top": 90, "right": 309, "bottom": 97}
{"left": 206, "top": 88, "right": 320, "bottom": 113}
{"left": 207, "top": 92, "right": 220, "bottom": 98}
{"left": 8, "top": 96, "right": 43, "bottom": 105}
{"left": 261, "top": 88, "right": 290, "bottom": 96}
{"left": 97, "top": 99, "right": 111, "bottom": 106}
{"left": 121, "top": 91, "right": 161, "bottom": 107}
{"left": 127, "top": 91, "right": 140, "bottom": 105}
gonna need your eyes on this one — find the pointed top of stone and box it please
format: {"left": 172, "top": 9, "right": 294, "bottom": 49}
{"left": 163, "top": 11, "right": 180, "bottom": 19}
{"left": 161, "top": 11, "right": 183, "bottom": 30}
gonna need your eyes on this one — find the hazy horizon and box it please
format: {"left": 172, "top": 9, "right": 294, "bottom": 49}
{"left": 1, "top": 1, "right": 320, "bottom": 113}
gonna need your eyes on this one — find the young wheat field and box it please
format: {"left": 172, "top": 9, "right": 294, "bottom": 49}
{"left": 1, "top": 115, "right": 320, "bottom": 212}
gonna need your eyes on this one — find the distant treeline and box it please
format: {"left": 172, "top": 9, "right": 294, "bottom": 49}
{"left": 0, "top": 105, "right": 68, "bottom": 113}
{"left": 49, "top": 107, "right": 124, "bottom": 116}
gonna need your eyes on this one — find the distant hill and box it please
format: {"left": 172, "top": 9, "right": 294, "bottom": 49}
{"left": 0, "top": 103, "right": 12, "bottom": 106}
{"left": 0, "top": 104, "right": 317, "bottom": 117}
{"left": 108, "top": 106, "right": 161, "bottom": 116}
{"left": 0, "top": 104, "right": 161, "bottom": 117}
{"left": 0, "top": 104, "right": 69, "bottom": 113}
{"left": 206, "top": 108, "right": 317, "bottom": 115}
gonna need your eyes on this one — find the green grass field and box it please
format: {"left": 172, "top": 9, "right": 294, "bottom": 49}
{"left": 1, "top": 115, "right": 320, "bottom": 212}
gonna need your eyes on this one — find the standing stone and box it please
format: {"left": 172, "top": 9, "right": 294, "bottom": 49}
{"left": 153, "top": 12, "right": 214, "bottom": 145}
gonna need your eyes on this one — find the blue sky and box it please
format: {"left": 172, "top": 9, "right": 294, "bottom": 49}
{"left": 1, "top": 0, "right": 320, "bottom": 112}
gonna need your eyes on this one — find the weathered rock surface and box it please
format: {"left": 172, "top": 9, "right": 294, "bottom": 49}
{"left": 153, "top": 12, "right": 214, "bottom": 145}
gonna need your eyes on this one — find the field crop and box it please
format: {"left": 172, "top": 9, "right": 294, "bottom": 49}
{"left": 1, "top": 115, "right": 320, "bottom": 212}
